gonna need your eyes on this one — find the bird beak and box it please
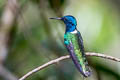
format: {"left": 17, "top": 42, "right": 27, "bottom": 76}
{"left": 49, "top": 17, "right": 62, "bottom": 20}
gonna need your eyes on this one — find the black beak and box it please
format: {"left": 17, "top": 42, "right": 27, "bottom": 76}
{"left": 49, "top": 17, "right": 62, "bottom": 20}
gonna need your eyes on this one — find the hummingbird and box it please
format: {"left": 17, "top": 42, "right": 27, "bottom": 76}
{"left": 50, "top": 15, "right": 91, "bottom": 77}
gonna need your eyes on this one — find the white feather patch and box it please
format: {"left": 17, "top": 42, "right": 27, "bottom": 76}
{"left": 70, "top": 29, "right": 78, "bottom": 34}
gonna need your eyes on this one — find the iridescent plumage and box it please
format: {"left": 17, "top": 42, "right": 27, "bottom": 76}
{"left": 50, "top": 15, "right": 91, "bottom": 77}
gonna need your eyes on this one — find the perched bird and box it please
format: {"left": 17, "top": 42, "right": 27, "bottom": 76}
{"left": 50, "top": 15, "right": 91, "bottom": 77}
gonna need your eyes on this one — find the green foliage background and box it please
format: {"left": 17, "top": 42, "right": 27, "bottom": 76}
{"left": 0, "top": 0, "right": 120, "bottom": 80}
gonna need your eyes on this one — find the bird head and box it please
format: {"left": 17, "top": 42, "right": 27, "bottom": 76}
{"left": 50, "top": 15, "right": 77, "bottom": 32}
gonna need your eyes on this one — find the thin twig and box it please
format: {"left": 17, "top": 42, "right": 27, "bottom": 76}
{"left": 86, "top": 52, "right": 120, "bottom": 62}
{"left": 19, "top": 52, "right": 120, "bottom": 80}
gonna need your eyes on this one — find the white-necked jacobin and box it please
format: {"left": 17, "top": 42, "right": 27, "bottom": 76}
{"left": 50, "top": 15, "right": 91, "bottom": 77}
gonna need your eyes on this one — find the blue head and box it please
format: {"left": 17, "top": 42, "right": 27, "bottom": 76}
{"left": 50, "top": 15, "right": 77, "bottom": 32}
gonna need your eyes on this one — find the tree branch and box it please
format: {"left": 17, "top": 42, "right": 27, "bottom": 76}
{"left": 19, "top": 52, "right": 120, "bottom": 80}
{"left": 0, "top": 0, "right": 19, "bottom": 80}
{"left": 0, "top": 0, "right": 19, "bottom": 63}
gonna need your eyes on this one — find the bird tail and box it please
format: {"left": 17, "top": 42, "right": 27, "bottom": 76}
{"left": 70, "top": 50, "right": 92, "bottom": 77}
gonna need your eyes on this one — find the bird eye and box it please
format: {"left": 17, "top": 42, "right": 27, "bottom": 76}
{"left": 71, "top": 23, "right": 74, "bottom": 26}
{"left": 69, "top": 21, "right": 74, "bottom": 26}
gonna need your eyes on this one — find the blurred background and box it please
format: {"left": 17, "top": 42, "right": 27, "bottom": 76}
{"left": 0, "top": 0, "right": 120, "bottom": 80}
